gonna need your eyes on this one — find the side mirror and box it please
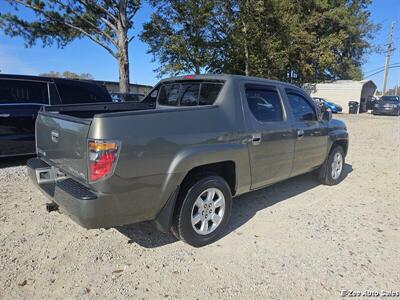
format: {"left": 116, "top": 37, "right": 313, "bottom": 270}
{"left": 322, "top": 109, "right": 332, "bottom": 121}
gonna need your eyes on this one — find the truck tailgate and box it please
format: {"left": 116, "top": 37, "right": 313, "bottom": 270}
{"left": 36, "top": 112, "right": 91, "bottom": 182}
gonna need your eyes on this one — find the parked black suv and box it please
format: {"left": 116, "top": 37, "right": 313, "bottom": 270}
{"left": 0, "top": 74, "right": 112, "bottom": 157}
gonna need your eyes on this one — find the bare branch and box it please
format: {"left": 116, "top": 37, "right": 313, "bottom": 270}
{"left": 12, "top": 0, "right": 117, "bottom": 58}
{"left": 99, "top": 16, "right": 118, "bottom": 33}
{"left": 51, "top": 0, "right": 118, "bottom": 47}
{"left": 76, "top": 0, "right": 119, "bottom": 24}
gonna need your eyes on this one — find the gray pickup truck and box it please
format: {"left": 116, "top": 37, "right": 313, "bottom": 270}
{"left": 28, "top": 74, "right": 348, "bottom": 247}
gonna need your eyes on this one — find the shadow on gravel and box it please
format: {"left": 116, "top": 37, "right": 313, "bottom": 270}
{"left": 116, "top": 221, "right": 178, "bottom": 248}
{"left": 0, "top": 155, "right": 34, "bottom": 169}
{"left": 223, "top": 163, "right": 353, "bottom": 239}
{"left": 113, "top": 163, "right": 353, "bottom": 248}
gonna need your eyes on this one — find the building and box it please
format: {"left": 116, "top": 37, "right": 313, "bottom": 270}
{"left": 304, "top": 80, "right": 377, "bottom": 113}
{"left": 90, "top": 79, "right": 153, "bottom": 95}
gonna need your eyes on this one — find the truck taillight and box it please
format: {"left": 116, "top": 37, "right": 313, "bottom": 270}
{"left": 88, "top": 140, "right": 120, "bottom": 182}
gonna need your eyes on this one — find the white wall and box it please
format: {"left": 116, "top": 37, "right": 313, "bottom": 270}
{"left": 308, "top": 81, "right": 364, "bottom": 113}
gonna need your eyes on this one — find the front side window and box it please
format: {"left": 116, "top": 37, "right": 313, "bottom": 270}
{"left": 286, "top": 91, "right": 317, "bottom": 121}
{"left": 245, "top": 85, "right": 283, "bottom": 122}
{"left": 0, "top": 79, "right": 48, "bottom": 104}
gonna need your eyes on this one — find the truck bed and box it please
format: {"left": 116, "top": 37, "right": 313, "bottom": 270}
{"left": 42, "top": 102, "right": 156, "bottom": 119}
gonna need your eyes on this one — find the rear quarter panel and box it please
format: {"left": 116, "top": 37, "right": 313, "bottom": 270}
{"left": 87, "top": 79, "right": 251, "bottom": 222}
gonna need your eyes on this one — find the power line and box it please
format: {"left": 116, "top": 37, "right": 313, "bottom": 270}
{"left": 364, "top": 62, "right": 400, "bottom": 75}
{"left": 364, "top": 65, "right": 400, "bottom": 79}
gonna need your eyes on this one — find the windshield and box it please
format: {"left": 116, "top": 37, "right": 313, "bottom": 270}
{"left": 381, "top": 96, "right": 399, "bottom": 102}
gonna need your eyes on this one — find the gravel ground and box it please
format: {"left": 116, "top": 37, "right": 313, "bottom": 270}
{"left": 0, "top": 114, "right": 399, "bottom": 300}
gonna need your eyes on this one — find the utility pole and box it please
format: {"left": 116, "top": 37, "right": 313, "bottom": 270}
{"left": 382, "top": 21, "right": 395, "bottom": 95}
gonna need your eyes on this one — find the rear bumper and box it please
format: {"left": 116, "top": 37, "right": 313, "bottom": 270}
{"left": 27, "top": 158, "right": 126, "bottom": 229}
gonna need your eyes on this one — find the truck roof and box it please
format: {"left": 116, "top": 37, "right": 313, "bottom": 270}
{"left": 0, "top": 73, "right": 104, "bottom": 86}
{"left": 160, "top": 74, "right": 301, "bottom": 89}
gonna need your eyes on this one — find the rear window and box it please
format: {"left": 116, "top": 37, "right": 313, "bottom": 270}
{"left": 0, "top": 79, "right": 48, "bottom": 104}
{"left": 381, "top": 96, "right": 399, "bottom": 102}
{"left": 56, "top": 80, "right": 112, "bottom": 104}
{"left": 181, "top": 84, "right": 200, "bottom": 106}
{"left": 158, "top": 84, "right": 181, "bottom": 106}
{"left": 157, "top": 82, "right": 223, "bottom": 107}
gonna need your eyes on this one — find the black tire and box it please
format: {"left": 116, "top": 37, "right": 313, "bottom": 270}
{"left": 172, "top": 175, "right": 232, "bottom": 247}
{"left": 316, "top": 145, "right": 345, "bottom": 186}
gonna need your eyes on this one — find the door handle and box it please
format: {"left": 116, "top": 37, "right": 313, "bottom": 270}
{"left": 252, "top": 133, "right": 262, "bottom": 145}
{"left": 297, "top": 129, "right": 304, "bottom": 139}
{"left": 0, "top": 113, "right": 10, "bottom": 118}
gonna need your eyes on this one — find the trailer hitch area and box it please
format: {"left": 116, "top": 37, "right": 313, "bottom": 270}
{"left": 36, "top": 167, "right": 67, "bottom": 184}
{"left": 46, "top": 202, "right": 59, "bottom": 213}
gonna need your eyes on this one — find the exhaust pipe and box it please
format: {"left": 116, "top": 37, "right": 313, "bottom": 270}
{"left": 46, "top": 202, "right": 59, "bottom": 213}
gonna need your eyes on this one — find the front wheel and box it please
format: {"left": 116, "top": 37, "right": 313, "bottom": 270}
{"left": 317, "top": 145, "right": 345, "bottom": 185}
{"left": 172, "top": 176, "right": 232, "bottom": 247}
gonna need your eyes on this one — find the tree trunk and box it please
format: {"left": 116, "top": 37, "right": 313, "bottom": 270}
{"left": 117, "top": 0, "right": 130, "bottom": 94}
{"left": 118, "top": 41, "right": 130, "bottom": 93}
{"left": 242, "top": 20, "right": 250, "bottom": 76}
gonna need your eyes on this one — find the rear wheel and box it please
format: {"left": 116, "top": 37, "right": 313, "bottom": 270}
{"left": 172, "top": 175, "right": 232, "bottom": 247}
{"left": 317, "top": 145, "right": 345, "bottom": 185}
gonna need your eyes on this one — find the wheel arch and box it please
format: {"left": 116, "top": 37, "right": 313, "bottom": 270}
{"left": 154, "top": 143, "right": 249, "bottom": 233}
{"left": 328, "top": 129, "right": 349, "bottom": 156}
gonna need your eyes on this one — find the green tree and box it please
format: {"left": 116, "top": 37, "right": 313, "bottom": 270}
{"left": 141, "top": 0, "right": 377, "bottom": 84}
{"left": 0, "top": 0, "right": 140, "bottom": 93}
{"left": 140, "top": 0, "right": 216, "bottom": 77}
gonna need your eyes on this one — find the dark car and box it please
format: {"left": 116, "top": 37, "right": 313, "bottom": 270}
{"left": 110, "top": 92, "right": 145, "bottom": 102}
{"left": 0, "top": 74, "right": 112, "bottom": 157}
{"left": 312, "top": 97, "right": 342, "bottom": 113}
{"left": 372, "top": 96, "right": 400, "bottom": 116}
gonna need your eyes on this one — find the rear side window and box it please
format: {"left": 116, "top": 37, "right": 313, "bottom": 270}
{"left": 0, "top": 79, "right": 48, "bottom": 104}
{"left": 56, "top": 80, "right": 111, "bottom": 104}
{"left": 158, "top": 82, "right": 222, "bottom": 107}
{"left": 245, "top": 85, "right": 283, "bottom": 122}
{"left": 286, "top": 90, "right": 317, "bottom": 121}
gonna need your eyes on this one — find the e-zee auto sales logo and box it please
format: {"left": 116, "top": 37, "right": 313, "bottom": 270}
{"left": 341, "top": 290, "right": 400, "bottom": 297}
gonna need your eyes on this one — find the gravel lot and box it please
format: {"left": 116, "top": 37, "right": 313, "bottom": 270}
{"left": 0, "top": 114, "right": 399, "bottom": 299}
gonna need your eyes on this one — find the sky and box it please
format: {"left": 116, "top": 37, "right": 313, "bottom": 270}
{"left": 0, "top": 0, "right": 399, "bottom": 90}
